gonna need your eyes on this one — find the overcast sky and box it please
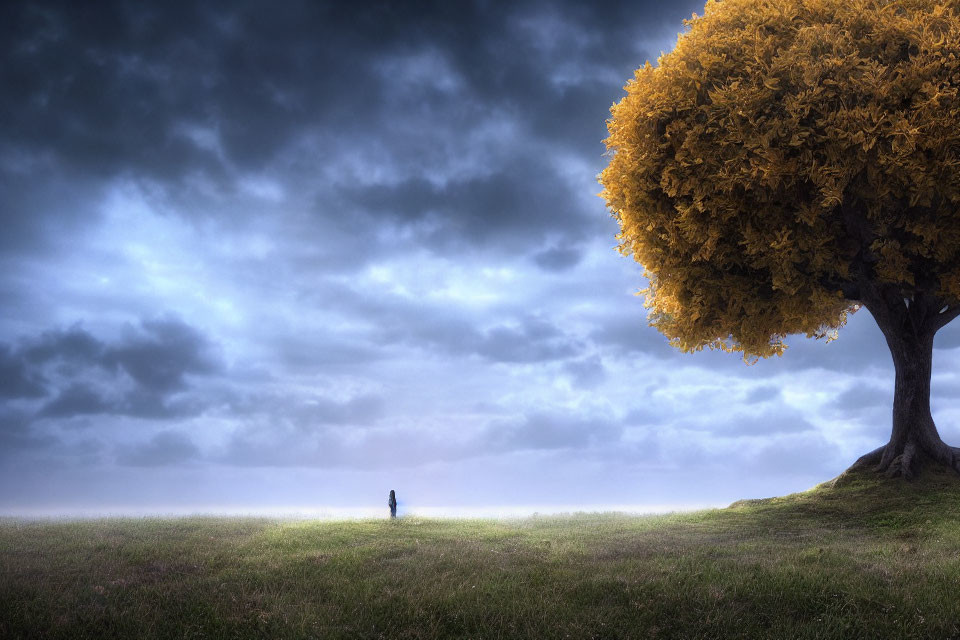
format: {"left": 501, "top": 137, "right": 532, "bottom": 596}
{"left": 4, "top": 0, "right": 960, "bottom": 517}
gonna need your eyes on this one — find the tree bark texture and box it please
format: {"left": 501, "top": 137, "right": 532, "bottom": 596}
{"left": 850, "top": 287, "right": 960, "bottom": 479}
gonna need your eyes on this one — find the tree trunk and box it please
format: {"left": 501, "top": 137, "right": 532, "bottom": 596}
{"left": 850, "top": 293, "right": 960, "bottom": 479}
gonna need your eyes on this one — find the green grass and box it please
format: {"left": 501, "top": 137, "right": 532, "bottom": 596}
{"left": 3, "top": 467, "right": 960, "bottom": 639}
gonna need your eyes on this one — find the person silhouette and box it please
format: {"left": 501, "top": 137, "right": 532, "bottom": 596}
{"left": 388, "top": 489, "right": 397, "bottom": 518}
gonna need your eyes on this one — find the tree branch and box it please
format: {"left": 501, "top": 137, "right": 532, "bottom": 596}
{"left": 837, "top": 281, "right": 861, "bottom": 300}
{"left": 933, "top": 305, "right": 960, "bottom": 332}
{"left": 818, "top": 277, "right": 860, "bottom": 301}
{"left": 858, "top": 281, "right": 910, "bottom": 347}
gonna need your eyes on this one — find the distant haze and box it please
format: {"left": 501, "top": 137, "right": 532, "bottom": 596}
{"left": 4, "top": 0, "right": 960, "bottom": 517}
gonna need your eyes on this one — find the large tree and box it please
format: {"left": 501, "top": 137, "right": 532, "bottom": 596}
{"left": 600, "top": 0, "right": 960, "bottom": 479}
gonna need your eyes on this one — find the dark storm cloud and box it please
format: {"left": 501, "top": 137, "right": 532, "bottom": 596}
{"left": 0, "top": 406, "right": 104, "bottom": 467}
{"left": 0, "top": 408, "right": 57, "bottom": 457}
{"left": 117, "top": 388, "right": 210, "bottom": 420}
{"left": 108, "top": 318, "right": 220, "bottom": 392}
{"left": 23, "top": 325, "right": 103, "bottom": 365}
{"left": 338, "top": 160, "right": 599, "bottom": 253}
{"left": 5, "top": 317, "right": 221, "bottom": 422}
{"left": 533, "top": 245, "right": 583, "bottom": 272}
{"left": 475, "top": 316, "right": 583, "bottom": 363}
{"left": 0, "top": 344, "right": 46, "bottom": 399}
{"left": 828, "top": 383, "right": 891, "bottom": 420}
{"left": 38, "top": 383, "right": 110, "bottom": 418}
{"left": 1, "top": 0, "right": 704, "bottom": 259}
{"left": 3, "top": 1, "right": 261, "bottom": 179}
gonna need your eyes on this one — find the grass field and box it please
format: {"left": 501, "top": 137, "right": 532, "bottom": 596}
{"left": 3, "top": 466, "right": 960, "bottom": 639}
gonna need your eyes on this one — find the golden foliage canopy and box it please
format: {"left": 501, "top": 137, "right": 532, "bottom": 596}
{"left": 600, "top": 0, "right": 960, "bottom": 358}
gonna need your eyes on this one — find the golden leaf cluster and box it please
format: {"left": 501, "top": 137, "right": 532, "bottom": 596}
{"left": 600, "top": 0, "right": 960, "bottom": 359}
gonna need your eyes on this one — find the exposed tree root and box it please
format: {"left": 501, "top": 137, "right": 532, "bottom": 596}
{"left": 835, "top": 441, "right": 960, "bottom": 487}
{"left": 879, "top": 440, "right": 916, "bottom": 480}
{"left": 848, "top": 445, "right": 885, "bottom": 472}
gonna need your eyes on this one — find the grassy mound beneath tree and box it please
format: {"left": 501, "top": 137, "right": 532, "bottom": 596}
{"left": 3, "top": 469, "right": 960, "bottom": 639}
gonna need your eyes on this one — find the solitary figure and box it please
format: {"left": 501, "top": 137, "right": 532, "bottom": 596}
{"left": 388, "top": 489, "right": 397, "bottom": 519}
